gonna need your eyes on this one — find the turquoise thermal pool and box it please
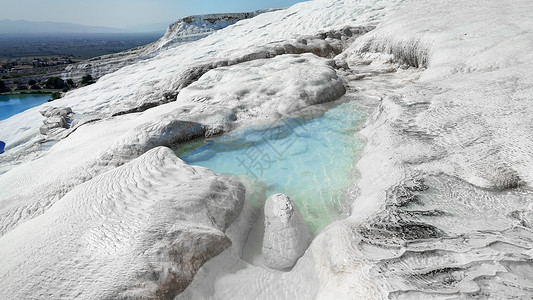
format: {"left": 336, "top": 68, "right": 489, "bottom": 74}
{"left": 176, "top": 101, "right": 365, "bottom": 233}
{"left": 0, "top": 94, "right": 51, "bottom": 121}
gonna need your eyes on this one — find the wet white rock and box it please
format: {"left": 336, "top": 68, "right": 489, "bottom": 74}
{"left": 263, "top": 193, "right": 310, "bottom": 269}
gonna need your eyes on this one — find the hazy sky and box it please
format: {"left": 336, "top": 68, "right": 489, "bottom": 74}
{"left": 2, "top": 0, "right": 308, "bottom": 28}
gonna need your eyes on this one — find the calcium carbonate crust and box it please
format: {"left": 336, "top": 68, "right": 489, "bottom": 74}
{"left": 262, "top": 193, "right": 310, "bottom": 269}
{"left": 1, "top": 0, "right": 532, "bottom": 299}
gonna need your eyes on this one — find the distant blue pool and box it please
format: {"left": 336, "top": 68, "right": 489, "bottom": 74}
{"left": 0, "top": 94, "right": 51, "bottom": 121}
{"left": 175, "top": 101, "right": 366, "bottom": 234}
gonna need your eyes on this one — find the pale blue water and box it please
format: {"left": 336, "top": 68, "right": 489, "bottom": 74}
{"left": 176, "top": 101, "right": 366, "bottom": 233}
{"left": 0, "top": 94, "right": 51, "bottom": 121}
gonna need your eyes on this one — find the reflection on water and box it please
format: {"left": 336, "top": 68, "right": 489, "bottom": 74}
{"left": 175, "top": 101, "right": 365, "bottom": 234}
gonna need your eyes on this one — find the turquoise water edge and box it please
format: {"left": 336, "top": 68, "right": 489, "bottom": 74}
{"left": 175, "top": 101, "right": 366, "bottom": 234}
{"left": 0, "top": 94, "right": 51, "bottom": 121}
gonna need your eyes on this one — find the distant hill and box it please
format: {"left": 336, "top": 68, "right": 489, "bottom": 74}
{"left": 0, "top": 19, "right": 126, "bottom": 34}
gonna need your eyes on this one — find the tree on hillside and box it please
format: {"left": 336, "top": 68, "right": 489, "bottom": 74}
{"left": 81, "top": 74, "right": 94, "bottom": 85}
{"left": 45, "top": 77, "right": 65, "bottom": 89}
{"left": 49, "top": 92, "right": 61, "bottom": 101}
{"left": 0, "top": 80, "right": 10, "bottom": 93}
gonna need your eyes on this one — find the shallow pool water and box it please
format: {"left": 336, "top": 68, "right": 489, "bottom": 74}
{"left": 0, "top": 94, "right": 51, "bottom": 121}
{"left": 175, "top": 101, "right": 365, "bottom": 234}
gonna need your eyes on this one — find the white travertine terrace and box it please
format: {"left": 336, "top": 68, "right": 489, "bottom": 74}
{"left": 1, "top": 0, "right": 533, "bottom": 298}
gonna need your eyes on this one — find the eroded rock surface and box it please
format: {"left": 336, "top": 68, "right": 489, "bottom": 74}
{"left": 263, "top": 193, "right": 310, "bottom": 269}
{"left": 0, "top": 147, "right": 245, "bottom": 299}
{"left": 39, "top": 106, "right": 73, "bottom": 135}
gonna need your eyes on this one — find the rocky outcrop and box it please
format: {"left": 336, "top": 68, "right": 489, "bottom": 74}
{"left": 0, "top": 147, "right": 245, "bottom": 299}
{"left": 39, "top": 106, "right": 73, "bottom": 135}
{"left": 262, "top": 193, "right": 310, "bottom": 269}
{"left": 160, "top": 10, "right": 280, "bottom": 51}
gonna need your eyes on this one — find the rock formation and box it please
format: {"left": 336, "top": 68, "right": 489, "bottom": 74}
{"left": 39, "top": 106, "right": 73, "bottom": 135}
{"left": 263, "top": 193, "right": 310, "bottom": 269}
{"left": 0, "top": 147, "right": 245, "bottom": 299}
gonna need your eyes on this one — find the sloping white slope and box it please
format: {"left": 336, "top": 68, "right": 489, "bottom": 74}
{"left": 0, "top": 147, "right": 245, "bottom": 299}
{"left": 353, "top": 0, "right": 533, "bottom": 189}
{"left": 62, "top": 10, "right": 279, "bottom": 82}
{"left": 317, "top": 0, "right": 533, "bottom": 298}
{"left": 0, "top": 0, "right": 404, "bottom": 161}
